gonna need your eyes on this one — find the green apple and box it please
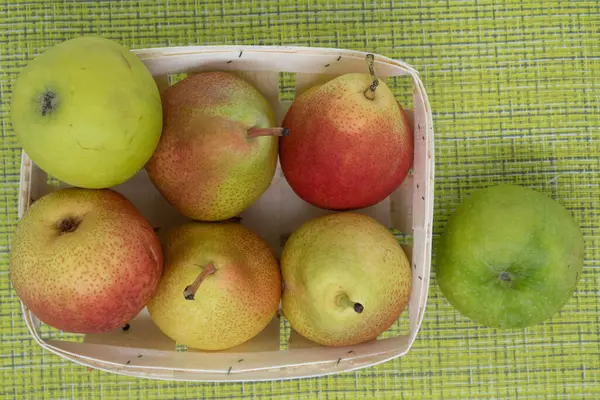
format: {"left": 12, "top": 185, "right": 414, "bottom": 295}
{"left": 10, "top": 36, "right": 162, "bottom": 188}
{"left": 436, "top": 184, "right": 584, "bottom": 329}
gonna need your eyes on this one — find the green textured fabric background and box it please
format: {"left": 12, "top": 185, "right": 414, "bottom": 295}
{"left": 1, "top": 1, "right": 599, "bottom": 399}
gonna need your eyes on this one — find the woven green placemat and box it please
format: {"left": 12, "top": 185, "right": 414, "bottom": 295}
{"left": 1, "top": 1, "right": 599, "bottom": 398}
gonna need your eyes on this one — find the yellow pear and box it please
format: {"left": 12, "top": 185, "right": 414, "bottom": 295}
{"left": 281, "top": 212, "right": 411, "bottom": 347}
{"left": 148, "top": 222, "right": 281, "bottom": 350}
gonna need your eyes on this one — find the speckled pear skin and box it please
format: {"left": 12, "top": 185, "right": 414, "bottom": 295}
{"left": 146, "top": 71, "right": 278, "bottom": 221}
{"left": 148, "top": 222, "right": 281, "bottom": 351}
{"left": 281, "top": 212, "right": 412, "bottom": 347}
{"left": 9, "top": 188, "right": 163, "bottom": 334}
{"left": 280, "top": 73, "right": 413, "bottom": 211}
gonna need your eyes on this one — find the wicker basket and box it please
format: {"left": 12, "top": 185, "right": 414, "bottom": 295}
{"left": 17, "top": 45, "right": 435, "bottom": 381}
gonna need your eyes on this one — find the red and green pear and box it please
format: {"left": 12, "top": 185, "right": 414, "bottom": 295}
{"left": 146, "top": 71, "right": 285, "bottom": 221}
{"left": 280, "top": 72, "right": 413, "bottom": 210}
{"left": 10, "top": 188, "right": 163, "bottom": 333}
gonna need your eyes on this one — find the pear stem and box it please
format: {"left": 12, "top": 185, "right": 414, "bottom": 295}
{"left": 247, "top": 127, "right": 290, "bottom": 138}
{"left": 363, "top": 53, "right": 379, "bottom": 100}
{"left": 183, "top": 263, "right": 216, "bottom": 300}
{"left": 337, "top": 294, "right": 364, "bottom": 314}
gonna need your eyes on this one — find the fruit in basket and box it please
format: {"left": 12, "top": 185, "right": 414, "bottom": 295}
{"left": 146, "top": 71, "right": 284, "bottom": 222}
{"left": 436, "top": 184, "right": 585, "bottom": 329}
{"left": 281, "top": 212, "right": 411, "bottom": 347}
{"left": 148, "top": 221, "right": 281, "bottom": 350}
{"left": 9, "top": 188, "right": 163, "bottom": 333}
{"left": 10, "top": 36, "right": 163, "bottom": 189}
{"left": 279, "top": 56, "right": 413, "bottom": 211}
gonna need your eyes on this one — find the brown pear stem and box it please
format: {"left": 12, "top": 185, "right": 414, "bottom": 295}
{"left": 247, "top": 127, "right": 290, "bottom": 138}
{"left": 183, "top": 263, "right": 216, "bottom": 300}
{"left": 363, "top": 53, "right": 379, "bottom": 100}
{"left": 337, "top": 294, "right": 364, "bottom": 314}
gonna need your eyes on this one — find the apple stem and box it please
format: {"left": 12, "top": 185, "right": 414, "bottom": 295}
{"left": 247, "top": 127, "right": 290, "bottom": 138}
{"left": 337, "top": 294, "right": 364, "bottom": 314}
{"left": 363, "top": 54, "right": 379, "bottom": 100}
{"left": 183, "top": 263, "right": 217, "bottom": 300}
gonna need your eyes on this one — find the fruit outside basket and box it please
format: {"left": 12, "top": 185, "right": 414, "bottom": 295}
{"left": 17, "top": 45, "right": 435, "bottom": 381}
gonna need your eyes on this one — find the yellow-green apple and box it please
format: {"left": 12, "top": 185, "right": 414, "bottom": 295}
{"left": 10, "top": 188, "right": 163, "bottom": 333}
{"left": 10, "top": 36, "right": 162, "bottom": 188}
{"left": 436, "top": 184, "right": 585, "bottom": 329}
{"left": 146, "top": 71, "right": 285, "bottom": 221}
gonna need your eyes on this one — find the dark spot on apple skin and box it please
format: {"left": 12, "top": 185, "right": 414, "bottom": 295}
{"left": 40, "top": 90, "right": 57, "bottom": 116}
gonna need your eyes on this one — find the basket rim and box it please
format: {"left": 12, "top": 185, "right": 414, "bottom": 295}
{"left": 15, "top": 44, "right": 435, "bottom": 382}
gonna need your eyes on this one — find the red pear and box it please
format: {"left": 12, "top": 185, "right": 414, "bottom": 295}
{"left": 280, "top": 72, "right": 413, "bottom": 210}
